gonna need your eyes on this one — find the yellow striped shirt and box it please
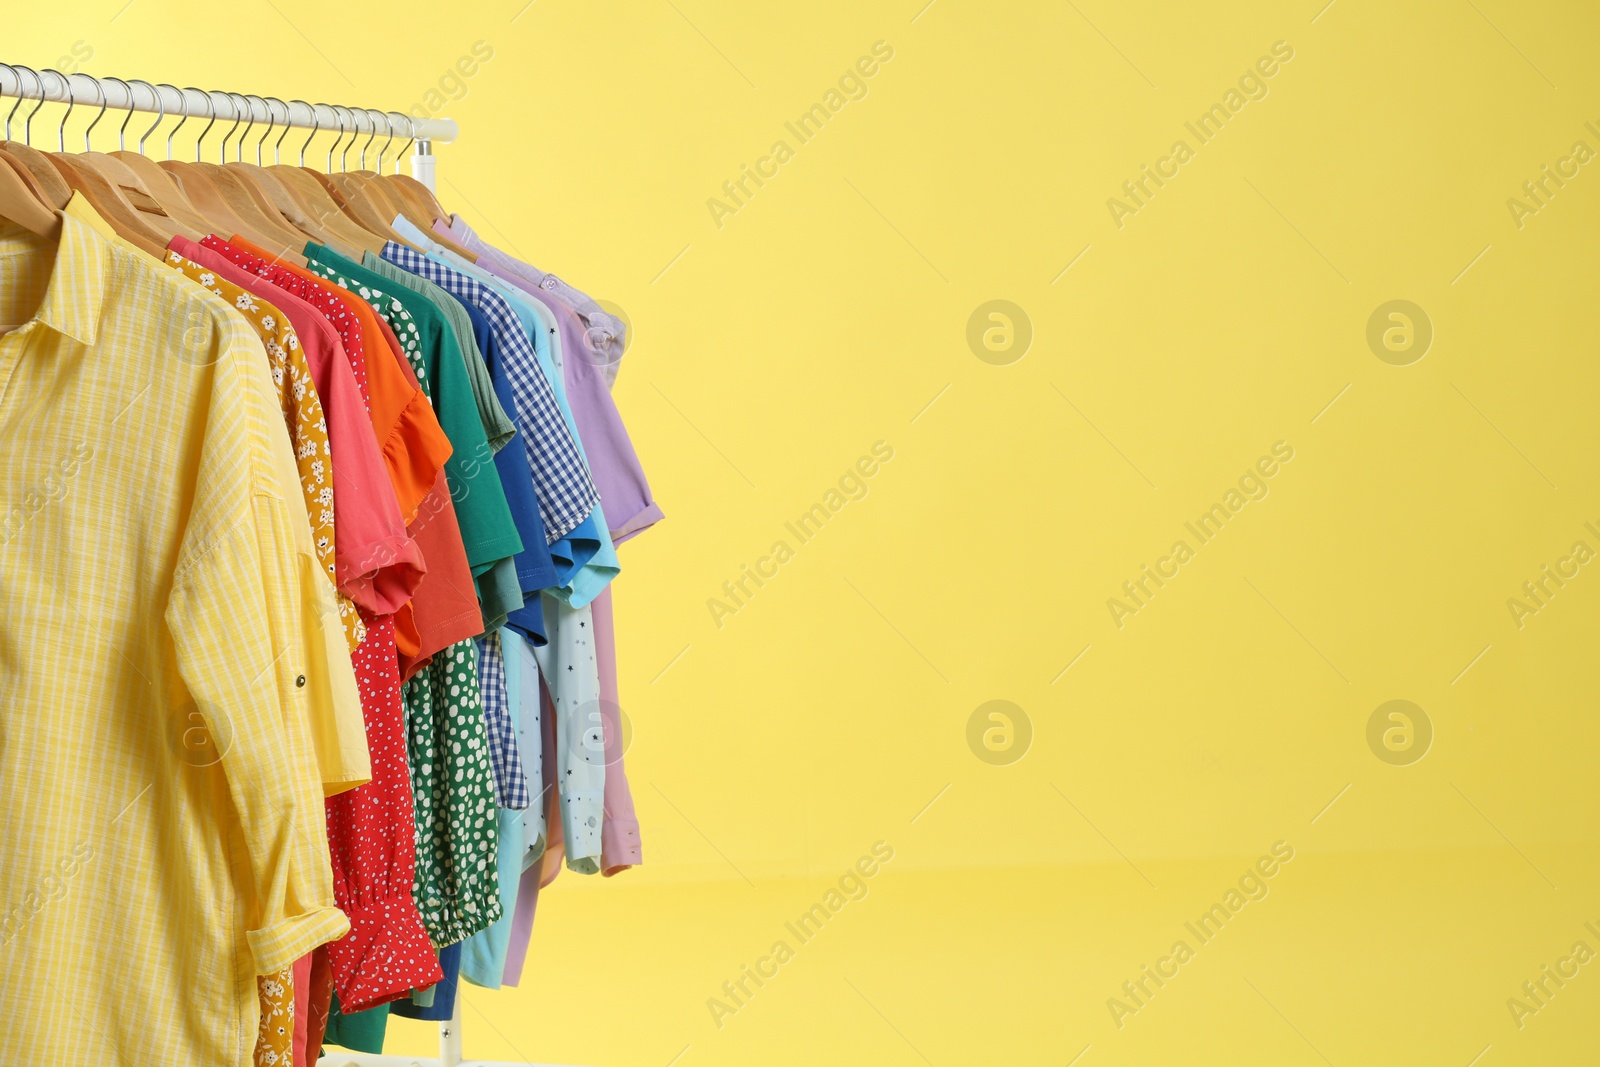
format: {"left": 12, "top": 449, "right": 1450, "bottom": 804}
{"left": 0, "top": 209, "right": 353, "bottom": 1064}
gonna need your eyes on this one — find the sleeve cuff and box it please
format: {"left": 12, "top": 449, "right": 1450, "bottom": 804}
{"left": 609, "top": 501, "right": 665, "bottom": 547}
{"left": 248, "top": 906, "right": 350, "bottom": 976}
{"left": 324, "top": 893, "right": 445, "bottom": 1013}
{"left": 337, "top": 531, "right": 427, "bottom": 615}
{"left": 601, "top": 817, "right": 642, "bottom": 877}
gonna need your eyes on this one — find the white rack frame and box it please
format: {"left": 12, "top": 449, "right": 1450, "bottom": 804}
{"left": 0, "top": 64, "right": 572, "bottom": 1067}
{"left": 0, "top": 68, "right": 456, "bottom": 173}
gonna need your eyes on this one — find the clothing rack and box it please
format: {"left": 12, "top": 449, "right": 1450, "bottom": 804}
{"left": 0, "top": 68, "right": 454, "bottom": 185}
{"left": 0, "top": 65, "right": 575, "bottom": 1067}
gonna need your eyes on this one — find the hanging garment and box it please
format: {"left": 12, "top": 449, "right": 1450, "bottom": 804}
{"left": 199, "top": 235, "right": 451, "bottom": 664}
{"left": 388, "top": 216, "right": 620, "bottom": 608}
{"left": 0, "top": 211, "right": 352, "bottom": 1064}
{"left": 367, "top": 257, "right": 517, "bottom": 454}
{"left": 163, "top": 250, "right": 358, "bottom": 649}
{"left": 459, "top": 631, "right": 534, "bottom": 987}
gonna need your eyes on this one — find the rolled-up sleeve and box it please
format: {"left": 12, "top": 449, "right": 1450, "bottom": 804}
{"left": 167, "top": 497, "right": 352, "bottom": 974}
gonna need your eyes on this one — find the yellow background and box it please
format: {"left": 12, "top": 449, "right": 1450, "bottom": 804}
{"left": 8, "top": 1, "right": 1600, "bottom": 1063}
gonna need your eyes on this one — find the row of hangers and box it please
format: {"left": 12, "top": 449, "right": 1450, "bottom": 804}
{"left": 0, "top": 63, "right": 481, "bottom": 267}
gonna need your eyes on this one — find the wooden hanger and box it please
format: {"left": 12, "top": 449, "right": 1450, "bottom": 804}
{"left": 284, "top": 167, "right": 387, "bottom": 253}
{"left": 0, "top": 141, "right": 73, "bottom": 208}
{"left": 0, "top": 66, "right": 73, "bottom": 206}
{"left": 258, "top": 103, "right": 382, "bottom": 254}
{"left": 0, "top": 143, "right": 66, "bottom": 206}
{"left": 296, "top": 105, "right": 399, "bottom": 251}
{"left": 422, "top": 212, "right": 478, "bottom": 261}
{"left": 24, "top": 70, "right": 168, "bottom": 257}
{"left": 318, "top": 169, "right": 415, "bottom": 244}
{"left": 46, "top": 155, "right": 167, "bottom": 256}
{"left": 236, "top": 99, "right": 363, "bottom": 258}
{"left": 238, "top": 161, "right": 360, "bottom": 256}
{"left": 105, "top": 81, "right": 225, "bottom": 236}
{"left": 52, "top": 75, "right": 201, "bottom": 246}
{"left": 166, "top": 161, "right": 302, "bottom": 262}
{"left": 390, "top": 174, "right": 450, "bottom": 223}
{"left": 212, "top": 95, "right": 339, "bottom": 254}
{"left": 154, "top": 88, "right": 269, "bottom": 248}
{"left": 202, "top": 92, "right": 326, "bottom": 258}
{"left": 0, "top": 149, "right": 63, "bottom": 208}
{"left": 273, "top": 163, "right": 384, "bottom": 254}
{"left": 77, "top": 78, "right": 208, "bottom": 238}
{"left": 315, "top": 108, "right": 420, "bottom": 248}
{"left": 0, "top": 148, "right": 60, "bottom": 239}
{"left": 346, "top": 110, "right": 470, "bottom": 252}
{"left": 198, "top": 163, "right": 315, "bottom": 258}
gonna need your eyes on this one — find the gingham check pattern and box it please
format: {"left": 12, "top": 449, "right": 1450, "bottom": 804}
{"left": 381, "top": 242, "right": 598, "bottom": 543}
{"left": 0, "top": 211, "right": 348, "bottom": 1064}
{"left": 476, "top": 630, "right": 531, "bottom": 810}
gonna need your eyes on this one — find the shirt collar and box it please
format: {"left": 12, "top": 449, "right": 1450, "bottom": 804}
{"left": 391, "top": 214, "right": 442, "bottom": 253}
{"left": 32, "top": 195, "right": 111, "bottom": 346}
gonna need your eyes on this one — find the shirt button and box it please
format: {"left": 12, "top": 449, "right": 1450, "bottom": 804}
{"left": 540, "top": 275, "right": 561, "bottom": 291}
{"left": 295, "top": 675, "right": 306, "bottom": 688}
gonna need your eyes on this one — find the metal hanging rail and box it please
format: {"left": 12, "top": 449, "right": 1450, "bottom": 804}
{"left": 0, "top": 65, "right": 456, "bottom": 188}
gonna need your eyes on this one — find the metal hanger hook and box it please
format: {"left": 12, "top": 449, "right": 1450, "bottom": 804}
{"left": 375, "top": 110, "right": 399, "bottom": 173}
{"left": 80, "top": 76, "right": 109, "bottom": 152}
{"left": 334, "top": 105, "right": 357, "bottom": 172}
{"left": 245, "top": 95, "right": 272, "bottom": 164}
{"left": 19, "top": 66, "right": 47, "bottom": 146}
{"left": 345, "top": 106, "right": 365, "bottom": 171}
{"left": 168, "top": 86, "right": 194, "bottom": 160}
{"left": 216, "top": 91, "right": 243, "bottom": 163}
{"left": 192, "top": 89, "right": 218, "bottom": 163}
{"left": 303, "top": 103, "right": 326, "bottom": 167}
{"left": 104, "top": 76, "right": 136, "bottom": 151}
{"left": 325, "top": 105, "right": 345, "bottom": 172}
{"left": 360, "top": 108, "right": 383, "bottom": 171}
{"left": 43, "top": 70, "right": 72, "bottom": 153}
{"left": 0, "top": 63, "right": 18, "bottom": 141}
{"left": 223, "top": 92, "right": 246, "bottom": 162}
{"left": 142, "top": 82, "right": 171, "bottom": 156}
{"left": 277, "top": 98, "right": 304, "bottom": 166}
{"left": 393, "top": 113, "right": 416, "bottom": 175}
{"left": 233, "top": 92, "right": 256, "bottom": 162}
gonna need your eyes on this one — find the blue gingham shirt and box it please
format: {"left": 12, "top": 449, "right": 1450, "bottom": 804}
{"left": 476, "top": 630, "right": 531, "bottom": 810}
{"left": 382, "top": 241, "right": 599, "bottom": 543}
